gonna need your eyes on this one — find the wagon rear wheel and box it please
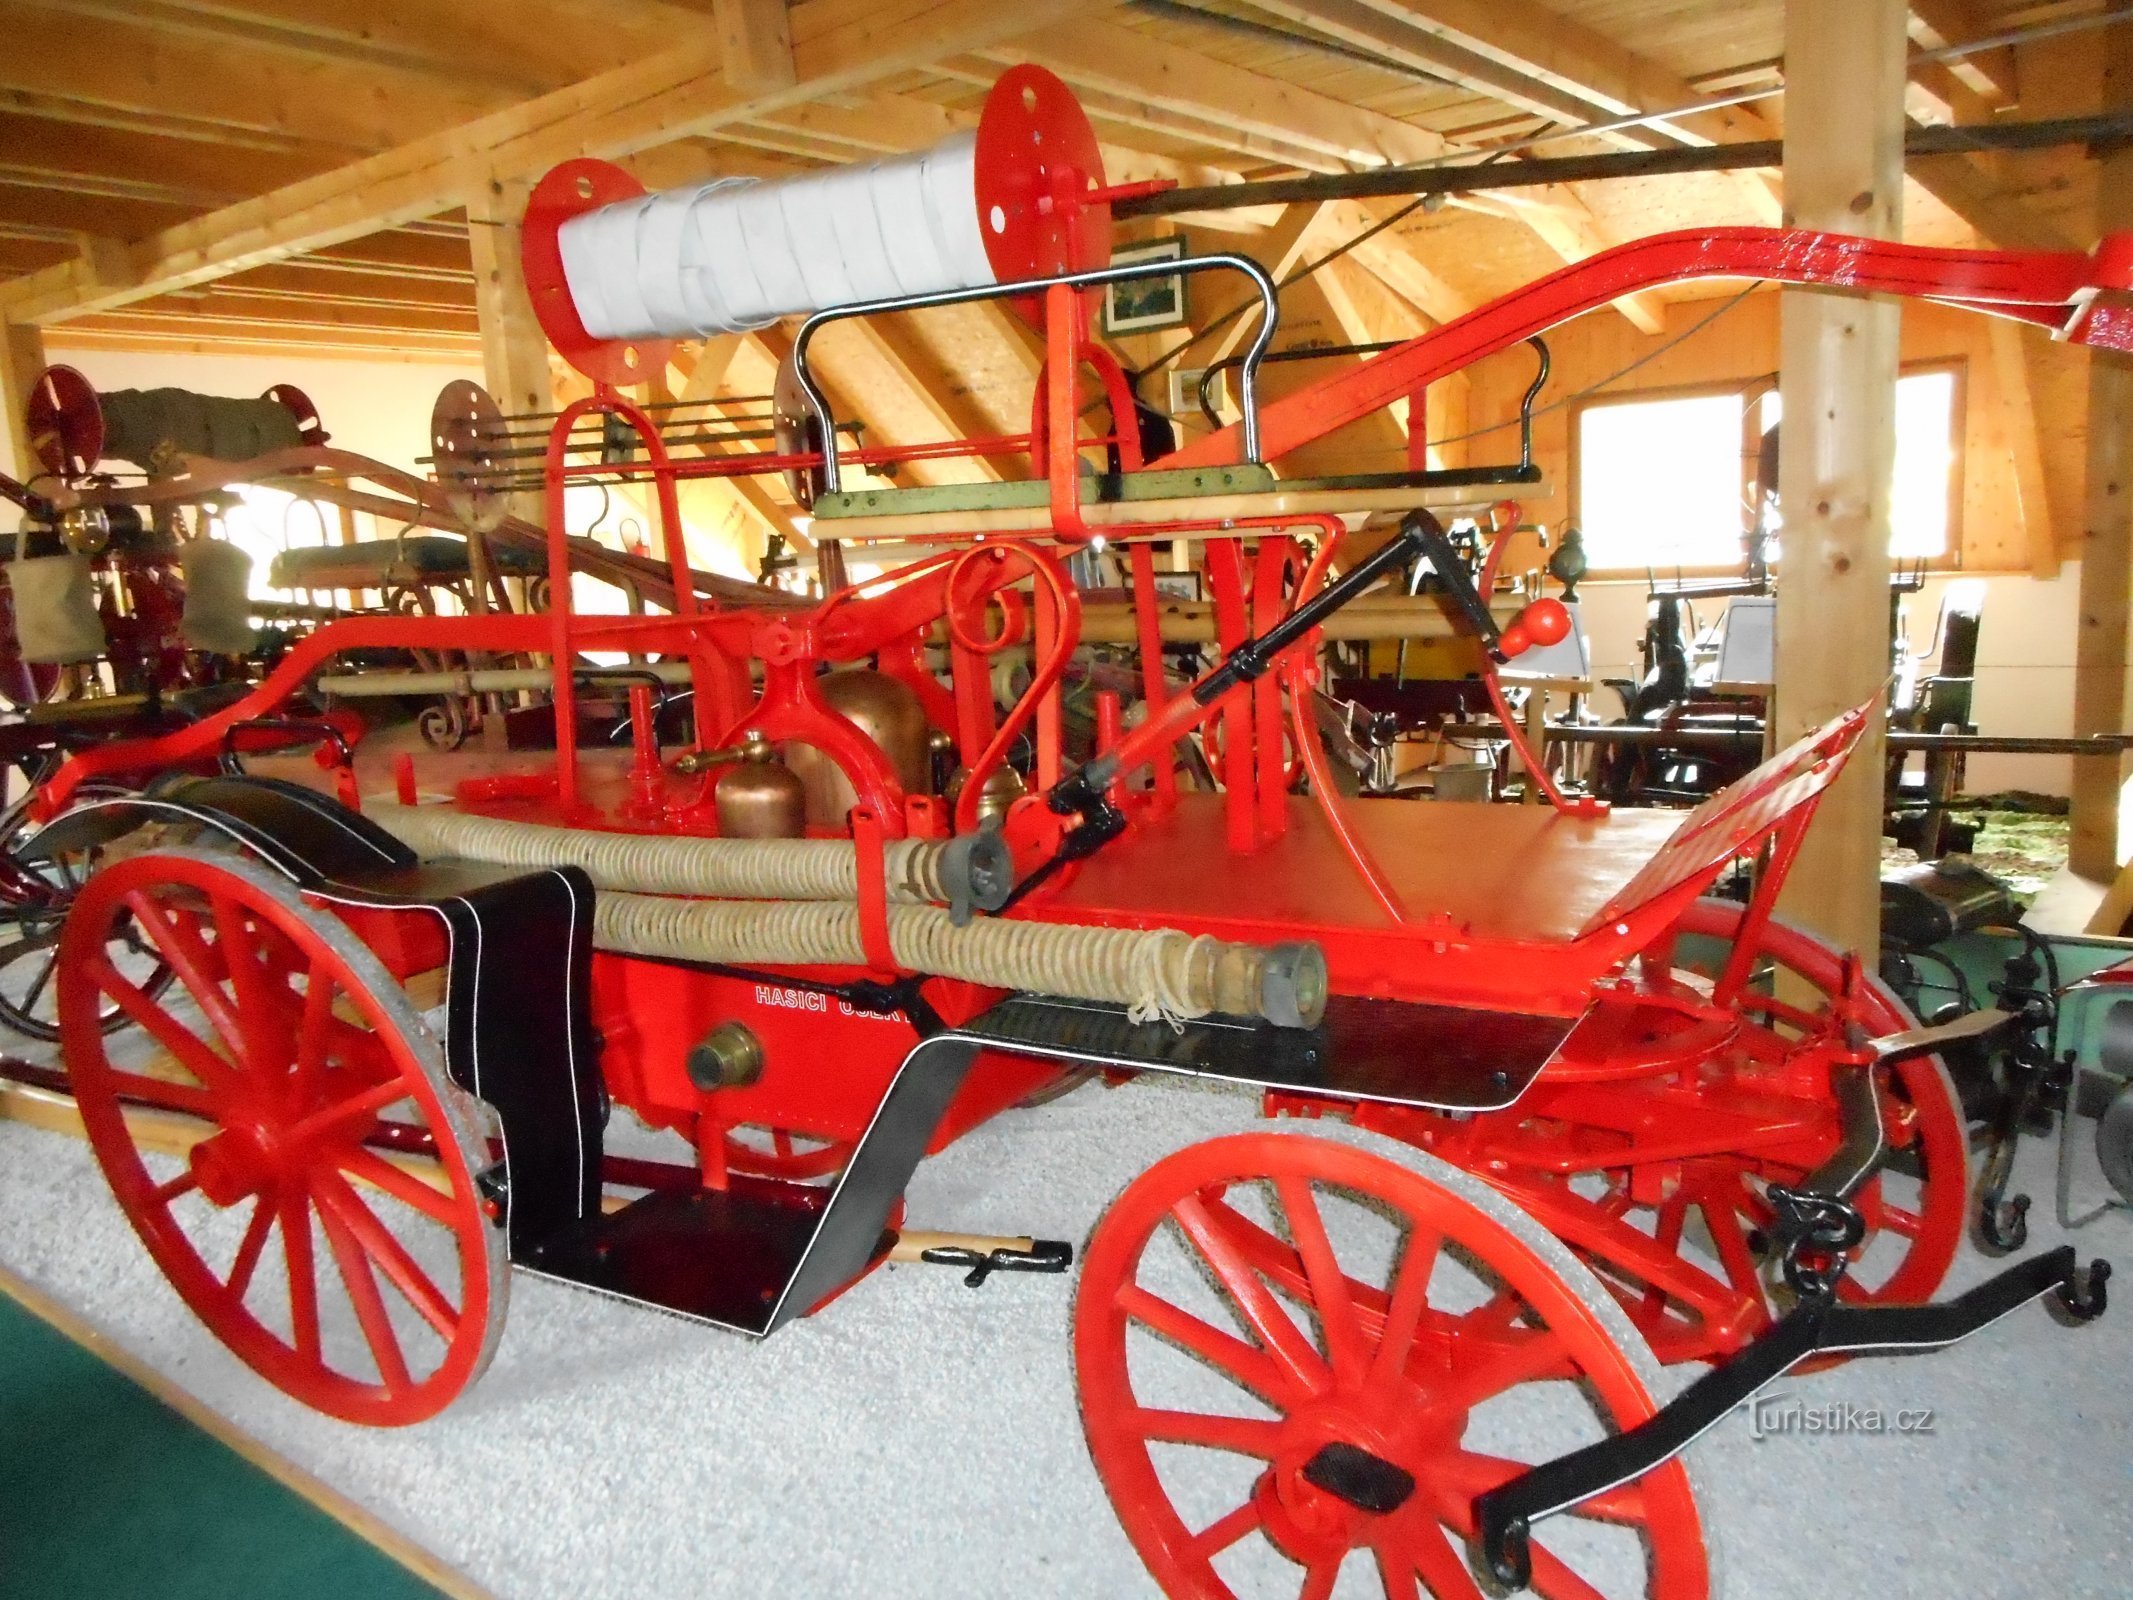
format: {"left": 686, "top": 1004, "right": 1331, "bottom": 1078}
{"left": 1077, "top": 1127, "right": 1712, "bottom": 1600}
{"left": 58, "top": 846, "right": 507, "bottom": 1425}
{"left": 0, "top": 785, "right": 172, "bottom": 1041}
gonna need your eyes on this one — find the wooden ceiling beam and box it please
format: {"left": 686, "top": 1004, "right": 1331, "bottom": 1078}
{"left": 0, "top": 87, "right": 347, "bottom": 152}
{"left": 29, "top": 0, "right": 690, "bottom": 95}
{"left": 118, "top": 289, "right": 478, "bottom": 336}
{"left": 1452, "top": 189, "right": 1665, "bottom": 333}
{"left": 996, "top": 20, "right": 1449, "bottom": 168}
{"left": 0, "top": 2, "right": 516, "bottom": 153}
{"left": 0, "top": 183, "right": 196, "bottom": 240}
{"left": 0, "top": 113, "right": 332, "bottom": 205}
{"left": 2, "top": 0, "right": 1099, "bottom": 325}
{"left": 206, "top": 264, "right": 475, "bottom": 313}
{"left": 1319, "top": 200, "right": 1474, "bottom": 324}
{"left": 1247, "top": 0, "right": 1657, "bottom": 143}
{"left": 1350, "top": 0, "right": 1781, "bottom": 150}
{"left": 755, "top": 91, "right": 1280, "bottom": 229}
{"left": 1284, "top": 0, "right": 1785, "bottom": 223}
{"left": 50, "top": 313, "right": 480, "bottom": 357}
{"left": 1908, "top": 0, "right": 2018, "bottom": 105}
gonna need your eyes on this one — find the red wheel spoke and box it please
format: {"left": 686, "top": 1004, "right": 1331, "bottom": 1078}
{"left": 124, "top": 891, "right": 244, "bottom": 1061}
{"left": 1128, "top": 1406, "right": 1281, "bottom": 1457}
{"left": 1370, "top": 1223, "right": 1442, "bottom": 1390}
{"left": 1186, "top": 1499, "right": 1261, "bottom": 1561}
{"left": 1117, "top": 1282, "right": 1305, "bottom": 1409}
{"left": 1398, "top": 1522, "right": 1487, "bottom": 1600}
{"left": 1697, "top": 1192, "right": 1766, "bottom": 1300}
{"left": 287, "top": 1077, "right": 407, "bottom": 1151}
{"left": 1371, "top": 1545, "right": 1424, "bottom": 1600}
{"left": 1173, "top": 1194, "right": 1331, "bottom": 1399}
{"left": 1424, "top": 1326, "right": 1570, "bottom": 1419}
{"left": 280, "top": 1193, "right": 321, "bottom": 1362}
{"left": 1432, "top": 1449, "right": 1648, "bottom": 1526}
{"left": 1856, "top": 1183, "right": 1922, "bottom": 1240}
{"left": 340, "top": 1148, "right": 458, "bottom": 1226}
{"left": 149, "top": 1170, "right": 198, "bottom": 1208}
{"left": 1461, "top": 1286, "right": 1528, "bottom": 1343}
{"left": 226, "top": 1196, "right": 275, "bottom": 1301}
{"left": 285, "top": 956, "right": 337, "bottom": 1116}
{"left": 100, "top": 1069, "right": 215, "bottom": 1119}
{"left": 314, "top": 1171, "right": 459, "bottom": 1341}
{"left": 1525, "top": 1540, "right": 1613, "bottom": 1600}
{"left": 316, "top": 1186, "right": 414, "bottom": 1392}
{"left": 1273, "top": 1174, "right": 1369, "bottom": 1378}
{"left": 1297, "top": 1557, "right": 1339, "bottom": 1600}
{"left": 210, "top": 893, "right": 290, "bottom": 1073}
{"left": 91, "top": 961, "right": 239, "bottom": 1100}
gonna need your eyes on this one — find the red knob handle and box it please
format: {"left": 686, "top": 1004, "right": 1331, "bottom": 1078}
{"left": 1498, "top": 597, "right": 1572, "bottom": 659}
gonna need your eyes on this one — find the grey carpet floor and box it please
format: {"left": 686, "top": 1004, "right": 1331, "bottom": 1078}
{"left": 1, "top": 1069, "right": 2127, "bottom": 1600}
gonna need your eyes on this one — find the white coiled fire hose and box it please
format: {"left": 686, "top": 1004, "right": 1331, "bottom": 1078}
{"left": 363, "top": 804, "right": 1324, "bottom": 1028}
{"left": 367, "top": 802, "right": 954, "bottom": 904}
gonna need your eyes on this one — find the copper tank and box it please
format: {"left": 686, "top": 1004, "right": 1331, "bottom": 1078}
{"left": 714, "top": 736, "right": 808, "bottom": 838}
{"left": 785, "top": 669, "right": 933, "bottom": 829}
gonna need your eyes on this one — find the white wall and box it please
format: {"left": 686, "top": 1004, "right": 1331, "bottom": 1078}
{"left": 1571, "top": 565, "right": 2087, "bottom": 797}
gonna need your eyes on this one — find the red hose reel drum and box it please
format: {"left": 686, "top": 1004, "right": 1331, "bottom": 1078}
{"left": 521, "top": 65, "right": 1113, "bottom": 382}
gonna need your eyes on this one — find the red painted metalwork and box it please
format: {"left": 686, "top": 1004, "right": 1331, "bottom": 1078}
{"left": 1350, "top": 898, "right": 1968, "bottom": 1366}
{"left": 522, "top": 158, "right": 677, "bottom": 387}
{"left": 1165, "top": 229, "right": 2133, "bottom": 470}
{"left": 974, "top": 64, "right": 1113, "bottom": 322}
{"left": 1075, "top": 1132, "right": 1712, "bottom": 1597}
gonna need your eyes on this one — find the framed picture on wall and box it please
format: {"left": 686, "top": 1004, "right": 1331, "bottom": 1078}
{"left": 1103, "top": 238, "right": 1189, "bottom": 335}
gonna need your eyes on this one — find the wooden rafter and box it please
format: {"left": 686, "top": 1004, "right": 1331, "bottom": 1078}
{"left": 1, "top": 0, "right": 1101, "bottom": 326}
{"left": 0, "top": 1, "right": 514, "bottom": 152}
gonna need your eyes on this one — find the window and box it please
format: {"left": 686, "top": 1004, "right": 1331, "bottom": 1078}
{"left": 1576, "top": 367, "right": 1961, "bottom": 570}
{"left": 1576, "top": 391, "right": 1746, "bottom": 570}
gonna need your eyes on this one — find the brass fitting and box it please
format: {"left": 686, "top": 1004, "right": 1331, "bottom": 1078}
{"left": 685, "top": 1020, "right": 766, "bottom": 1091}
{"left": 672, "top": 730, "right": 776, "bottom": 776}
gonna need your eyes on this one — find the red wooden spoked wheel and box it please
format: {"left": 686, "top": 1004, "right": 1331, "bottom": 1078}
{"left": 1471, "top": 897, "right": 1969, "bottom": 1367}
{"left": 1663, "top": 899, "right": 1968, "bottom": 1309}
{"left": 57, "top": 847, "right": 507, "bottom": 1425}
{"left": 1077, "top": 1127, "right": 1712, "bottom": 1600}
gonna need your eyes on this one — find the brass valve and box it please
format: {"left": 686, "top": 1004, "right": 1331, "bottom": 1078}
{"left": 671, "top": 730, "right": 776, "bottom": 775}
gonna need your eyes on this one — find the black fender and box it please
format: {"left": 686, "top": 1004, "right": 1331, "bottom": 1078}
{"left": 27, "top": 773, "right": 602, "bottom": 1252}
{"left": 20, "top": 772, "right": 413, "bottom": 885}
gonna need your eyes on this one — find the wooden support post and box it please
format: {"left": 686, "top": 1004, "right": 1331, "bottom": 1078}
{"left": 468, "top": 172, "right": 552, "bottom": 531}
{"left": 0, "top": 318, "right": 47, "bottom": 485}
{"left": 1772, "top": 0, "right": 1908, "bottom": 957}
{"left": 712, "top": 0, "right": 797, "bottom": 92}
{"left": 2070, "top": 28, "right": 2133, "bottom": 880}
{"left": 1989, "top": 319, "right": 2059, "bottom": 579}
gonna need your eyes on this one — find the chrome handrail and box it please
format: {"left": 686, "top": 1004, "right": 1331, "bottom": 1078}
{"left": 789, "top": 253, "right": 1282, "bottom": 496}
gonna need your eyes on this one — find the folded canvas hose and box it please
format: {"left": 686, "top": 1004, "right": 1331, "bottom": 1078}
{"left": 364, "top": 804, "right": 1324, "bottom": 1027}
{"left": 367, "top": 802, "right": 954, "bottom": 903}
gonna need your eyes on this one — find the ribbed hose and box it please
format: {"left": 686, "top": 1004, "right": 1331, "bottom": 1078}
{"left": 365, "top": 804, "right": 1325, "bottom": 1025}
{"left": 366, "top": 803, "right": 952, "bottom": 904}
{"left": 594, "top": 893, "right": 1275, "bottom": 1026}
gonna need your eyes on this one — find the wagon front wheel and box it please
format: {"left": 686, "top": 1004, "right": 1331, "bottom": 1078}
{"left": 58, "top": 846, "right": 507, "bottom": 1425}
{"left": 1076, "top": 1127, "right": 1712, "bottom": 1600}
